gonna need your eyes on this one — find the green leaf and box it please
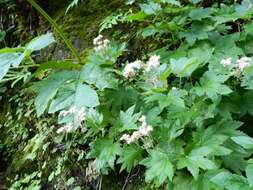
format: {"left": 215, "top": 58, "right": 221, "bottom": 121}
{"left": 0, "top": 51, "right": 25, "bottom": 80}
{"left": 75, "top": 83, "right": 100, "bottom": 108}
{"left": 242, "top": 91, "right": 253, "bottom": 115}
{"left": 211, "top": 171, "right": 250, "bottom": 190}
{"left": 0, "top": 31, "right": 6, "bottom": 42}
{"left": 26, "top": 33, "right": 55, "bottom": 51}
{"left": 160, "top": 0, "right": 181, "bottom": 6}
{"left": 33, "top": 71, "right": 78, "bottom": 116}
{"left": 49, "top": 82, "right": 99, "bottom": 119}
{"left": 170, "top": 57, "right": 201, "bottom": 77}
{"left": 242, "top": 65, "right": 253, "bottom": 89}
{"left": 235, "top": 0, "right": 253, "bottom": 18}
{"left": 118, "top": 105, "right": 141, "bottom": 131}
{"left": 125, "top": 11, "right": 147, "bottom": 22}
{"left": 194, "top": 71, "right": 232, "bottom": 100}
{"left": 81, "top": 63, "right": 117, "bottom": 90}
{"left": 231, "top": 136, "right": 253, "bottom": 149}
{"left": 34, "top": 60, "right": 81, "bottom": 78}
{"left": 0, "top": 33, "right": 55, "bottom": 80}
{"left": 188, "top": 42, "right": 214, "bottom": 64}
{"left": 146, "top": 88, "right": 187, "bottom": 110}
{"left": 177, "top": 155, "right": 216, "bottom": 178}
{"left": 180, "top": 22, "right": 213, "bottom": 45}
{"left": 213, "top": 6, "right": 239, "bottom": 24}
{"left": 141, "top": 149, "right": 174, "bottom": 186}
{"left": 140, "top": 2, "right": 162, "bottom": 15}
{"left": 87, "top": 139, "right": 122, "bottom": 171}
{"left": 48, "top": 88, "right": 75, "bottom": 113}
{"left": 246, "top": 160, "right": 253, "bottom": 187}
{"left": 66, "top": 0, "right": 81, "bottom": 13}
{"left": 189, "top": 8, "right": 212, "bottom": 21}
{"left": 117, "top": 145, "right": 143, "bottom": 172}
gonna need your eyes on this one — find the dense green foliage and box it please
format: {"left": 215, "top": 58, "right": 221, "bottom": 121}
{"left": 1, "top": 0, "right": 253, "bottom": 189}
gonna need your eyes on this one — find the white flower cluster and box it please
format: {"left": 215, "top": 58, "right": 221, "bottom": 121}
{"left": 123, "top": 60, "right": 143, "bottom": 78}
{"left": 120, "top": 115, "right": 153, "bottom": 144}
{"left": 145, "top": 55, "right": 160, "bottom": 72}
{"left": 237, "top": 57, "right": 251, "bottom": 71}
{"left": 220, "top": 57, "right": 251, "bottom": 71}
{"left": 220, "top": 57, "right": 232, "bottom": 66}
{"left": 123, "top": 55, "right": 160, "bottom": 78}
{"left": 93, "top": 34, "right": 110, "bottom": 52}
{"left": 57, "top": 106, "right": 87, "bottom": 134}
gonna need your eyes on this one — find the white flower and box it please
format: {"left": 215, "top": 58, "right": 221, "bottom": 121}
{"left": 123, "top": 64, "right": 136, "bottom": 78}
{"left": 56, "top": 123, "right": 74, "bottom": 134}
{"left": 220, "top": 57, "right": 232, "bottom": 66}
{"left": 93, "top": 35, "right": 110, "bottom": 52}
{"left": 57, "top": 106, "right": 87, "bottom": 134}
{"left": 56, "top": 127, "right": 65, "bottom": 134}
{"left": 120, "top": 115, "right": 153, "bottom": 144}
{"left": 103, "top": 39, "right": 110, "bottom": 46}
{"left": 120, "top": 134, "right": 130, "bottom": 141}
{"left": 123, "top": 60, "right": 143, "bottom": 78}
{"left": 146, "top": 55, "right": 160, "bottom": 72}
{"left": 139, "top": 125, "right": 153, "bottom": 136}
{"left": 138, "top": 115, "right": 146, "bottom": 123}
{"left": 237, "top": 57, "right": 251, "bottom": 71}
{"left": 131, "top": 60, "right": 143, "bottom": 69}
{"left": 93, "top": 34, "right": 103, "bottom": 45}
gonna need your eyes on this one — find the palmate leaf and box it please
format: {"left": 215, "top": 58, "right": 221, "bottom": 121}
{"left": 106, "top": 86, "right": 139, "bottom": 112}
{"left": 145, "top": 88, "right": 187, "bottom": 110}
{"left": 48, "top": 82, "right": 99, "bottom": 116}
{"left": 179, "top": 22, "right": 214, "bottom": 45}
{"left": 117, "top": 145, "right": 143, "bottom": 172}
{"left": 191, "top": 121, "right": 240, "bottom": 156}
{"left": 33, "top": 71, "right": 78, "bottom": 116}
{"left": 33, "top": 70, "right": 99, "bottom": 116}
{"left": 177, "top": 120, "right": 245, "bottom": 178}
{"left": 211, "top": 171, "right": 251, "bottom": 190}
{"left": 117, "top": 105, "right": 141, "bottom": 132}
{"left": 194, "top": 71, "right": 232, "bottom": 100}
{"left": 187, "top": 41, "right": 214, "bottom": 64}
{"left": 87, "top": 138, "right": 122, "bottom": 171}
{"left": 177, "top": 155, "right": 217, "bottom": 179}
{"left": 80, "top": 63, "right": 117, "bottom": 90}
{"left": 141, "top": 149, "right": 174, "bottom": 186}
{"left": 212, "top": 5, "right": 239, "bottom": 25}
{"left": 189, "top": 8, "right": 212, "bottom": 21}
{"left": 170, "top": 57, "right": 201, "bottom": 77}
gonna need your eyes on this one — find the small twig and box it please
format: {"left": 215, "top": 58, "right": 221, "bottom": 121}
{"left": 129, "top": 166, "right": 140, "bottom": 181}
{"left": 99, "top": 176, "right": 102, "bottom": 190}
{"left": 122, "top": 171, "right": 131, "bottom": 190}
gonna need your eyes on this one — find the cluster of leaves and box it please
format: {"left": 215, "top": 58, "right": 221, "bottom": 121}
{"left": 1, "top": 0, "right": 253, "bottom": 189}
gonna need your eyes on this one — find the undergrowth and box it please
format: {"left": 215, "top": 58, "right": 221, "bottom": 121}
{"left": 1, "top": 0, "right": 253, "bottom": 189}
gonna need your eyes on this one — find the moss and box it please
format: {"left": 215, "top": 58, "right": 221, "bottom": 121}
{"left": 52, "top": 0, "right": 127, "bottom": 56}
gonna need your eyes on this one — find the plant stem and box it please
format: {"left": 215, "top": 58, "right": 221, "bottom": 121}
{"left": 26, "top": 0, "right": 81, "bottom": 62}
